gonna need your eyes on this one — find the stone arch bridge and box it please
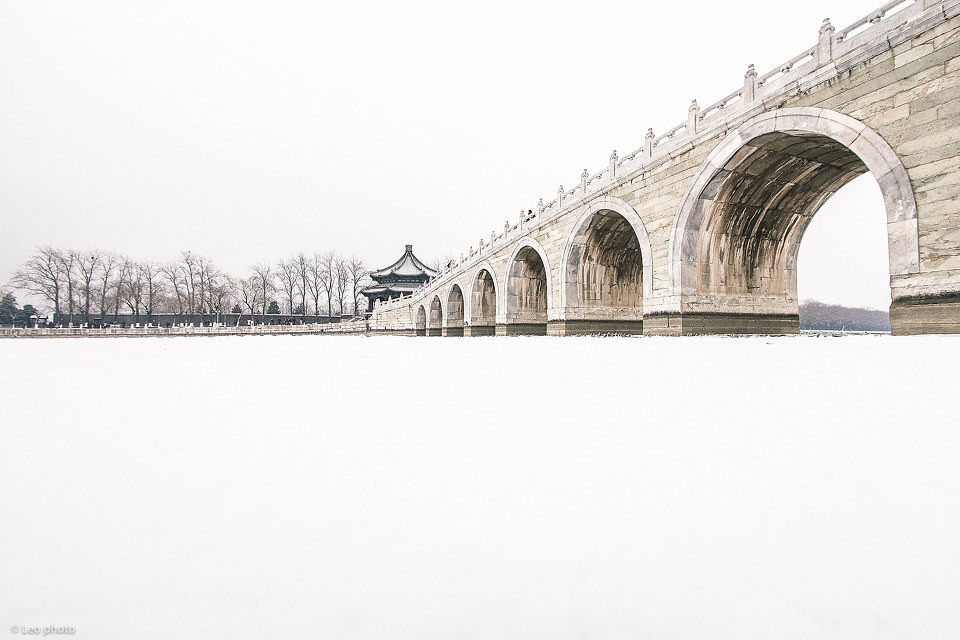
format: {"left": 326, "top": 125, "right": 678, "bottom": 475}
{"left": 371, "top": 0, "right": 960, "bottom": 336}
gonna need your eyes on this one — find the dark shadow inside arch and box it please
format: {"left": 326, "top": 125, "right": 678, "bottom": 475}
{"left": 685, "top": 131, "right": 872, "bottom": 333}
{"left": 505, "top": 247, "right": 547, "bottom": 335}
{"left": 469, "top": 269, "right": 497, "bottom": 336}
{"left": 445, "top": 285, "right": 464, "bottom": 336}
{"left": 415, "top": 306, "right": 426, "bottom": 337}
{"left": 428, "top": 296, "right": 443, "bottom": 336}
{"left": 562, "top": 210, "right": 644, "bottom": 334}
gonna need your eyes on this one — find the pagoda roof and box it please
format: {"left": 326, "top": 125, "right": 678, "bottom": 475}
{"left": 360, "top": 282, "right": 422, "bottom": 297}
{"left": 370, "top": 245, "right": 438, "bottom": 280}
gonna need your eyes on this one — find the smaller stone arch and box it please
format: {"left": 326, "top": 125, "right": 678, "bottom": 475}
{"left": 555, "top": 196, "right": 653, "bottom": 335}
{"left": 468, "top": 262, "right": 498, "bottom": 336}
{"left": 503, "top": 237, "right": 552, "bottom": 335}
{"left": 445, "top": 283, "right": 465, "bottom": 336}
{"left": 415, "top": 305, "right": 427, "bottom": 337}
{"left": 428, "top": 295, "right": 443, "bottom": 336}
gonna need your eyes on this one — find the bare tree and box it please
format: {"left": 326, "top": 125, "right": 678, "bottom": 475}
{"left": 295, "top": 252, "right": 309, "bottom": 317}
{"left": 334, "top": 257, "right": 350, "bottom": 316}
{"left": 319, "top": 251, "right": 337, "bottom": 317}
{"left": 111, "top": 258, "right": 132, "bottom": 322}
{"left": 237, "top": 277, "right": 263, "bottom": 319}
{"left": 276, "top": 257, "right": 299, "bottom": 315}
{"left": 249, "top": 261, "right": 275, "bottom": 319}
{"left": 55, "top": 251, "right": 79, "bottom": 326}
{"left": 12, "top": 247, "right": 68, "bottom": 321}
{"left": 123, "top": 263, "right": 146, "bottom": 319}
{"left": 74, "top": 251, "right": 101, "bottom": 323}
{"left": 141, "top": 262, "right": 164, "bottom": 321}
{"left": 306, "top": 252, "right": 326, "bottom": 318}
{"left": 207, "top": 274, "right": 233, "bottom": 321}
{"left": 346, "top": 256, "right": 369, "bottom": 314}
{"left": 95, "top": 252, "right": 120, "bottom": 318}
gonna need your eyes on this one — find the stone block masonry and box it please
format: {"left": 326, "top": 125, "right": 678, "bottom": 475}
{"left": 370, "top": 0, "right": 960, "bottom": 336}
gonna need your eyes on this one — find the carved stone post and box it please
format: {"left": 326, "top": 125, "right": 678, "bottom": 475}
{"left": 537, "top": 198, "right": 544, "bottom": 215}
{"left": 557, "top": 185, "right": 564, "bottom": 209}
{"left": 816, "top": 19, "right": 835, "bottom": 65}
{"left": 743, "top": 64, "right": 757, "bottom": 104}
{"left": 609, "top": 150, "right": 618, "bottom": 180}
{"left": 688, "top": 100, "right": 700, "bottom": 135}
{"left": 581, "top": 169, "right": 588, "bottom": 193}
{"left": 644, "top": 128, "right": 655, "bottom": 159}
{"left": 504, "top": 221, "right": 510, "bottom": 236}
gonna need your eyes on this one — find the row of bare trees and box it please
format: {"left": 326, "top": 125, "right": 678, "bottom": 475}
{"left": 237, "top": 252, "right": 368, "bottom": 317}
{"left": 11, "top": 247, "right": 369, "bottom": 324}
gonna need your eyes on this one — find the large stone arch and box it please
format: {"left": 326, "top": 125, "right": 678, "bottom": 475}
{"left": 664, "top": 107, "right": 919, "bottom": 335}
{"left": 415, "top": 305, "right": 427, "bottom": 337}
{"left": 444, "top": 282, "right": 465, "bottom": 336}
{"left": 554, "top": 196, "right": 653, "bottom": 335}
{"left": 502, "top": 237, "right": 552, "bottom": 335}
{"left": 468, "top": 262, "right": 498, "bottom": 336}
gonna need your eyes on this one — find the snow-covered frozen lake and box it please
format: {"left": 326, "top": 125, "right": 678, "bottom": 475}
{"left": 1, "top": 334, "right": 958, "bottom": 639}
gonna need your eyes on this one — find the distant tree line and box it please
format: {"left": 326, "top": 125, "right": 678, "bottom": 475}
{"left": 799, "top": 300, "right": 891, "bottom": 332}
{"left": 9, "top": 247, "right": 370, "bottom": 325}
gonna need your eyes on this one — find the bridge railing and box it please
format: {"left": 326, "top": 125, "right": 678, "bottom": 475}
{"left": 375, "top": 0, "right": 940, "bottom": 316}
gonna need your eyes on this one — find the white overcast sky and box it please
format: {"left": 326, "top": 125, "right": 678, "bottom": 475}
{"left": 1, "top": 0, "right": 897, "bottom": 309}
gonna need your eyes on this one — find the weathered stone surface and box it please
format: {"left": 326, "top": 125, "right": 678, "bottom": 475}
{"left": 366, "top": 2, "right": 960, "bottom": 337}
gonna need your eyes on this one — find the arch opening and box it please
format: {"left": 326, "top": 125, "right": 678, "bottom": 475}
{"left": 505, "top": 246, "right": 548, "bottom": 335}
{"left": 668, "top": 112, "right": 921, "bottom": 335}
{"left": 561, "top": 209, "right": 644, "bottom": 334}
{"left": 694, "top": 131, "right": 868, "bottom": 300}
{"left": 415, "top": 305, "right": 426, "bottom": 337}
{"left": 797, "top": 174, "right": 893, "bottom": 331}
{"left": 469, "top": 269, "right": 497, "bottom": 336}
{"left": 428, "top": 296, "right": 443, "bottom": 336}
{"left": 445, "top": 285, "right": 465, "bottom": 336}
{"left": 666, "top": 109, "right": 921, "bottom": 336}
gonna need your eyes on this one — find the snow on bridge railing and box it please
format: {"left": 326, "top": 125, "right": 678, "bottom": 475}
{"left": 837, "top": 0, "right": 916, "bottom": 42}
{"left": 382, "top": 0, "right": 935, "bottom": 313}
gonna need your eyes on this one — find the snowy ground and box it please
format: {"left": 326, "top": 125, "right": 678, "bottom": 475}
{"left": 1, "top": 334, "right": 958, "bottom": 639}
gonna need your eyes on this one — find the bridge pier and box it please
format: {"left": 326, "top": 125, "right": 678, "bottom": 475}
{"left": 890, "top": 296, "right": 960, "bottom": 335}
{"left": 442, "top": 326, "right": 464, "bottom": 337}
{"left": 496, "top": 323, "right": 547, "bottom": 336}
{"left": 463, "top": 325, "right": 495, "bottom": 337}
{"left": 547, "top": 320, "right": 644, "bottom": 336}
{"left": 643, "top": 313, "right": 800, "bottom": 336}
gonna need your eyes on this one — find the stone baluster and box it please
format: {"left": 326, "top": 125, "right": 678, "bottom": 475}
{"left": 743, "top": 64, "right": 757, "bottom": 104}
{"left": 644, "top": 128, "right": 655, "bottom": 159}
{"left": 557, "top": 185, "right": 564, "bottom": 209}
{"left": 519, "top": 209, "right": 526, "bottom": 229}
{"left": 491, "top": 231, "right": 496, "bottom": 245}
{"left": 537, "top": 198, "right": 544, "bottom": 215}
{"left": 609, "top": 150, "right": 618, "bottom": 180}
{"left": 688, "top": 100, "right": 700, "bottom": 135}
{"left": 504, "top": 221, "right": 510, "bottom": 236}
{"left": 581, "top": 169, "right": 588, "bottom": 193}
{"left": 817, "top": 19, "right": 835, "bottom": 63}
